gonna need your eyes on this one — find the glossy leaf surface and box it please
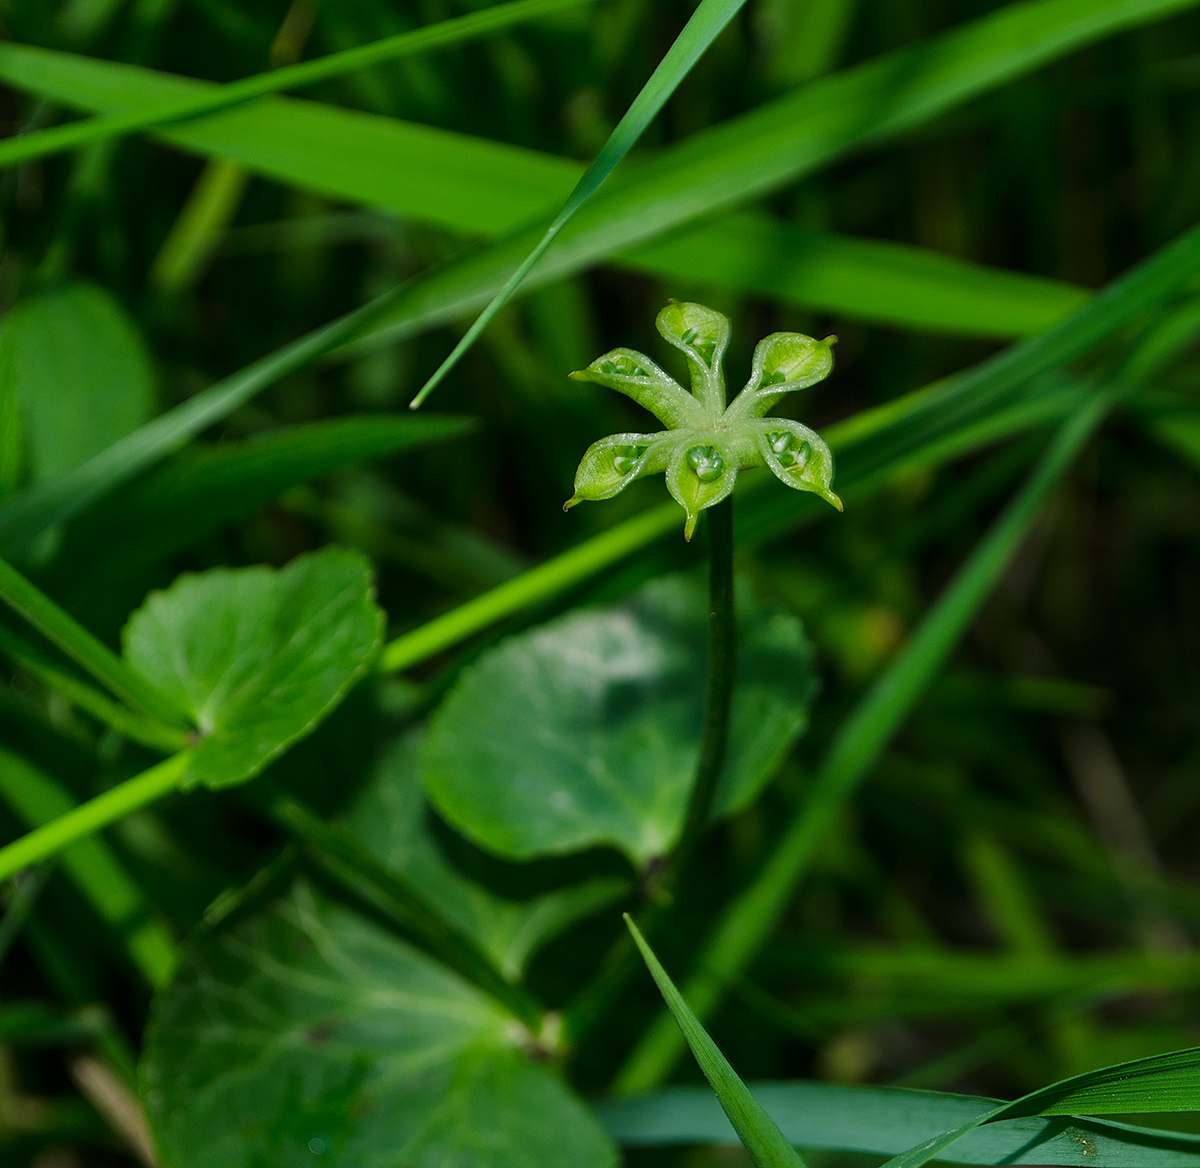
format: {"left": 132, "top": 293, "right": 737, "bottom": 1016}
{"left": 421, "top": 575, "right": 816, "bottom": 863}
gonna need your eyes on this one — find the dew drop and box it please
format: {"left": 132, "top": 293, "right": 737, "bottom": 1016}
{"left": 686, "top": 445, "right": 725, "bottom": 482}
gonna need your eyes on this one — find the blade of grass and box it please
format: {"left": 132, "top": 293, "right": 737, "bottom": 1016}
{"left": 0, "top": 747, "right": 177, "bottom": 986}
{"left": 0, "top": 623, "right": 191, "bottom": 751}
{"left": 0, "top": 753, "right": 190, "bottom": 884}
{"left": 0, "top": 557, "right": 186, "bottom": 726}
{"left": 596, "top": 1079, "right": 1200, "bottom": 1165}
{"left": 357, "top": 0, "right": 1200, "bottom": 360}
{"left": 0, "top": 0, "right": 596, "bottom": 169}
{"left": 408, "top": 0, "right": 748, "bottom": 407}
{"left": 612, "top": 392, "right": 1116, "bottom": 1093}
{"left": 624, "top": 914, "right": 808, "bottom": 1168}
{"left": 881, "top": 1048, "right": 1200, "bottom": 1168}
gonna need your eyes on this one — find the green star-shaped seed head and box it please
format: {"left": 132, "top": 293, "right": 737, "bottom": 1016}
{"left": 565, "top": 301, "right": 842, "bottom": 539}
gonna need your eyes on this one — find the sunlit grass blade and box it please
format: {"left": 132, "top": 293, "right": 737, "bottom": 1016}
{"left": 0, "top": 557, "right": 186, "bottom": 727}
{"left": 408, "top": 0, "right": 747, "bottom": 408}
{"left": 0, "top": 753, "right": 190, "bottom": 884}
{"left": 0, "top": 0, "right": 594, "bottom": 170}
{"left": 614, "top": 393, "right": 1116, "bottom": 1093}
{"left": 597, "top": 1079, "right": 1200, "bottom": 1165}
{"left": 0, "top": 747, "right": 176, "bottom": 987}
{"left": 624, "top": 914, "right": 807, "bottom": 1168}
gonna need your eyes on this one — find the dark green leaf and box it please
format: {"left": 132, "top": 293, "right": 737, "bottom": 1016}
{"left": 122, "top": 548, "right": 383, "bottom": 790}
{"left": 142, "top": 879, "right": 618, "bottom": 1168}
{"left": 421, "top": 574, "right": 816, "bottom": 864}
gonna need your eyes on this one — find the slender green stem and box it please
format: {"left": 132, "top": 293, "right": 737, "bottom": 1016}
{"left": 611, "top": 393, "right": 1115, "bottom": 1094}
{"left": 664, "top": 496, "right": 736, "bottom": 888}
{"left": 0, "top": 623, "right": 190, "bottom": 752}
{"left": 0, "top": 0, "right": 595, "bottom": 171}
{"left": 0, "top": 754, "right": 190, "bottom": 883}
{"left": 261, "top": 788, "right": 546, "bottom": 1032}
{"left": 0, "top": 559, "right": 187, "bottom": 727}
{"left": 566, "top": 499, "right": 736, "bottom": 1037}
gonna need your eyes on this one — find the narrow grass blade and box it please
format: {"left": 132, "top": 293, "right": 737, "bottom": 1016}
{"left": 614, "top": 394, "right": 1115, "bottom": 1094}
{"left": 624, "top": 915, "right": 807, "bottom": 1168}
{"left": 0, "top": 0, "right": 594, "bottom": 170}
{"left": 0, "top": 861, "right": 52, "bottom": 971}
{"left": 0, "top": 623, "right": 189, "bottom": 751}
{"left": 0, "top": 747, "right": 176, "bottom": 987}
{"left": 407, "top": 0, "right": 748, "bottom": 407}
{"left": 597, "top": 1080, "right": 1200, "bottom": 1165}
{"left": 0, "top": 557, "right": 185, "bottom": 727}
{"left": 0, "top": 753, "right": 190, "bottom": 884}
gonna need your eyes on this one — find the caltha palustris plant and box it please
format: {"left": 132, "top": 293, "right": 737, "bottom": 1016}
{"left": 564, "top": 301, "right": 843, "bottom": 538}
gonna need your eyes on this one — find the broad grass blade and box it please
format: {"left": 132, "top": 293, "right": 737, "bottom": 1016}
{"left": 597, "top": 1080, "right": 1200, "bottom": 1166}
{"left": 408, "top": 0, "right": 748, "bottom": 407}
{"left": 0, "top": 0, "right": 594, "bottom": 169}
{"left": 624, "top": 915, "right": 807, "bottom": 1168}
{"left": 882, "top": 1047, "right": 1200, "bottom": 1168}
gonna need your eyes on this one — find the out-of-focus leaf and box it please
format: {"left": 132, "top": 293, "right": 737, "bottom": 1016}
{"left": 345, "top": 731, "right": 629, "bottom": 980}
{"left": 122, "top": 548, "right": 382, "bottom": 790}
{"left": 141, "top": 879, "right": 618, "bottom": 1168}
{"left": 421, "top": 575, "right": 816, "bottom": 864}
{"left": 597, "top": 1081, "right": 1200, "bottom": 1166}
{"left": 0, "top": 282, "right": 153, "bottom": 483}
{"left": 622, "top": 215, "right": 1089, "bottom": 339}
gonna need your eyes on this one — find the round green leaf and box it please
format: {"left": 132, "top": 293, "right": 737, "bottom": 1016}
{"left": 141, "top": 880, "right": 618, "bottom": 1168}
{"left": 421, "top": 575, "right": 817, "bottom": 865}
{"left": 123, "top": 547, "right": 383, "bottom": 790}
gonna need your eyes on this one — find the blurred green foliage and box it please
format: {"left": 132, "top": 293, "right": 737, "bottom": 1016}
{"left": 0, "top": 0, "right": 1199, "bottom": 1164}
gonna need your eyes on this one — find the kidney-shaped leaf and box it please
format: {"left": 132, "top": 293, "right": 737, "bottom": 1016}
{"left": 123, "top": 547, "right": 383, "bottom": 789}
{"left": 421, "top": 575, "right": 817, "bottom": 865}
{"left": 141, "top": 880, "right": 618, "bottom": 1168}
{"left": 347, "top": 731, "right": 629, "bottom": 980}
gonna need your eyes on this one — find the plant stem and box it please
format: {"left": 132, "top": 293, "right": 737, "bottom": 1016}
{"left": 612, "top": 393, "right": 1114, "bottom": 1094}
{"left": 0, "top": 558, "right": 187, "bottom": 728}
{"left": 0, "top": 754, "right": 191, "bottom": 883}
{"left": 662, "top": 496, "right": 736, "bottom": 890}
{"left": 261, "top": 787, "right": 546, "bottom": 1033}
{"left": 564, "top": 498, "right": 736, "bottom": 1040}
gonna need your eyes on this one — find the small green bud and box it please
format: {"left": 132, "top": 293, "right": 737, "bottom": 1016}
{"left": 565, "top": 303, "right": 841, "bottom": 538}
